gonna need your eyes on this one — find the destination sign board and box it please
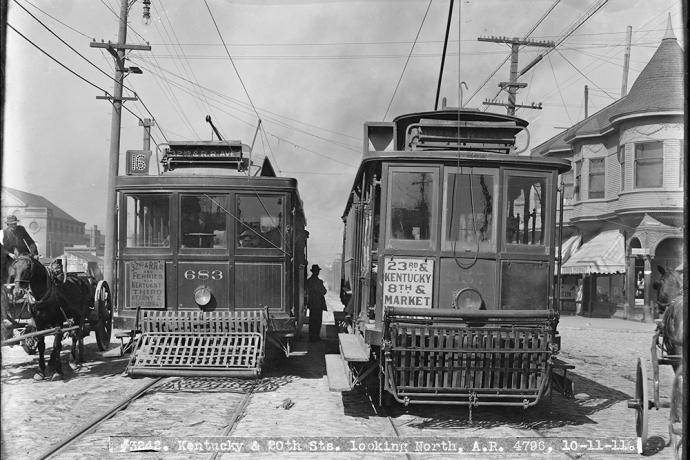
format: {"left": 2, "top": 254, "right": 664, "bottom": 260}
{"left": 382, "top": 257, "right": 433, "bottom": 309}
{"left": 166, "top": 141, "right": 244, "bottom": 158}
{"left": 127, "top": 260, "right": 165, "bottom": 309}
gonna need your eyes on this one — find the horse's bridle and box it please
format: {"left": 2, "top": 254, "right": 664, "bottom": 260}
{"left": 11, "top": 255, "right": 55, "bottom": 306}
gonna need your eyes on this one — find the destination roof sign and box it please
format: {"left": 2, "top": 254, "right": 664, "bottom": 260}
{"left": 166, "top": 141, "right": 246, "bottom": 158}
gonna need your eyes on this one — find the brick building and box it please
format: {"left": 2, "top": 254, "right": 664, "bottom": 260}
{"left": 531, "top": 18, "right": 684, "bottom": 318}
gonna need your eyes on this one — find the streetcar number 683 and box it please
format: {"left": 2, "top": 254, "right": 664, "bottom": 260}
{"left": 184, "top": 269, "right": 223, "bottom": 280}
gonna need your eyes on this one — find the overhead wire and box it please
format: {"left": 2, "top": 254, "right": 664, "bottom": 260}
{"left": 555, "top": 49, "right": 616, "bottom": 100}
{"left": 547, "top": 55, "right": 572, "bottom": 123}
{"left": 129, "top": 55, "right": 359, "bottom": 143}
{"left": 202, "top": 0, "right": 261, "bottom": 121}
{"left": 157, "top": 2, "right": 214, "bottom": 120}
{"left": 465, "top": 0, "right": 562, "bottom": 106}
{"left": 15, "top": 0, "right": 168, "bottom": 143}
{"left": 129, "top": 57, "right": 361, "bottom": 161}
{"left": 382, "top": 0, "right": 433, "bottom": 121}
{"left": 7, "top": 22, "right": 110, "bottom": 94}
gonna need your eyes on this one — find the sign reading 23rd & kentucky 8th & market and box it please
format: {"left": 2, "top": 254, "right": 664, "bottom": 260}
{"left": 382, "top": 257, "right": 433, "bottom": 309}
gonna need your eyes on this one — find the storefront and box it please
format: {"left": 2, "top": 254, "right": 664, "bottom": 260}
{"left": 561, "top": 230, "right": 626, "bottom": 318}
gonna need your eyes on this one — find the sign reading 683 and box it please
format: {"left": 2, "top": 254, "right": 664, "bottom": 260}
{"left": 183, "top": 269, "right": 224, "bottom": 280}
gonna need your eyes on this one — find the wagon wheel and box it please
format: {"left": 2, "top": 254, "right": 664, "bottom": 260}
{"left": 20, "top": 324, "right": 38, "bottom": 355}
{"left": 634, "top": 358, "right": 650, "bottom": 446}
{"left": 93, "top": 281, "right": 113, "bottom": 351}
{"left": 669, "top": 365, "right": 683, "bottom": 460}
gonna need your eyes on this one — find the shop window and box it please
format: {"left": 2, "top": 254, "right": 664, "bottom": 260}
{"left": 634, "top": 141, "right": 663, "bottom": 188}
{"left": 588, "top": 158, "right": 605, "bottom": 199}
{"left": 125, "top": 194, "right": 170, "bottom": 248}
{"left": 236, "top": 195, "right": 283, "bottom": 249}
{"left": 180, "top": 194, "right": 227, "bottom": 249}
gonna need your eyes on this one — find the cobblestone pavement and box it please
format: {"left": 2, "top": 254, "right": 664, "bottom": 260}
{"left": 0, "top": 293, "right": 680, "bottom": 459}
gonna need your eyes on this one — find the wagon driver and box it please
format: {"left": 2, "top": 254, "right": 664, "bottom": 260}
{"left": 306, "top": 264, "right": 327, "bottom": 342}
{"left": 2, "top": 215, "right": 38, "bottom": 257}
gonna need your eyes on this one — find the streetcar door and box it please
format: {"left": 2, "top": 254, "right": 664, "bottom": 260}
{"left": 177, "top": 193, "right": 231, "bottom": 311}
{"left": 234, "top": 193, "right": 287, "bottom": 315}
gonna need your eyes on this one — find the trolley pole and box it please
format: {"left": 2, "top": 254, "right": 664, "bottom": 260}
{"left": 91, "top": 0, "right": 151, "bottom": 295}
{"left": 140, "top": 118, "right": 154, "bottom": 151}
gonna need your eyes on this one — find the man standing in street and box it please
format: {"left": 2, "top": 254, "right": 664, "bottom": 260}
{"left": 306, "top": 264, "right": 327, "bottom": 342}
{"left": 2, "top": 215, "right": 38, "bottom": 257}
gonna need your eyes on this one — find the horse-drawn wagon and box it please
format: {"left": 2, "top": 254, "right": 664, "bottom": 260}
{"left": 2, "top": 255, "right": 113, "bottom": 379}
{"left": 628, "top": 263, "right": 683, "bottom": 459}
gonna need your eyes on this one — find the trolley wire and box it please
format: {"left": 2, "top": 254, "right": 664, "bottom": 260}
{"left": 382, "top": 0, "right": 433, "bottom": 121}
{"left": 7, "top": 22, "right": 110, "bottom": 95}
{"left": 14, "top": 0, "right": 168, "bottom": 142}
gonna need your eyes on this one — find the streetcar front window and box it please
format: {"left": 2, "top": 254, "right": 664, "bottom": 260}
{"left": 125, "top": 194, "right": 171, "bottom": 248}
{"left": 386, "top": 168, "right": 438, "bottom": 248}
{"left": 180, "top": 195, "right": 227, "bottom": 249}
{"left": 504, "top": 173, "right": 548, "bottom": 247}
{"left": 236, "top": 195, "right": 283, "bottom": 249}
{"left": 442, "top": 168, "right": 497, "bottom": 252}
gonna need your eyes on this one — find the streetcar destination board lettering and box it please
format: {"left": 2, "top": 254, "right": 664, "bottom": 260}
{"left": 383, "top": 257, "right": 433, "bottom": 308}
{"left": 127, "top": 260, "right": 165, "bottom": 308}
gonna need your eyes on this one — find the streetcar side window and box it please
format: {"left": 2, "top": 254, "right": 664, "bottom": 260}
{"left": 504, "top": 173, "right": 548, "bottom": 247}
{"left": 180, "top": 195, "right": 227, "bottom": 249}
{"left": 236, "top": 195, "right": 283, "bottom": 249}
{"left": 386, "top": 168, "right": 438, "bottom": 248}
{"left": 442, "top": 167, "right": 497, "bottom": 252}
{"left": 125, "top": 194, "right": 171, "bottom": 248}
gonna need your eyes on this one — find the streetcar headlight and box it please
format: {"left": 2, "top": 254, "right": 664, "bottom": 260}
{"left": 194, "top": 286, "right": 212, "bottom": 306}
{"left": 453, "top": 288, "right": 485, "bottom": 310}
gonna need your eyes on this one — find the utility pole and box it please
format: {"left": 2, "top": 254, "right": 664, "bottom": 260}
{"left": 584, "top": 85, "right": 589, "bottom": 119}
{"left": 621, "top": 25, "right": 632, "bottom": 97}
{"left": 91, "top": 0, "right": 151, "bottom": 296}
{"left": 478, "top": 36, "right": 554, "bottom": 116}
{"left": 139, "top": 118, "right": 154, "bottom": 151}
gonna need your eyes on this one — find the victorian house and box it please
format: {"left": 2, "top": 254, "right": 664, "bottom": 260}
{"left": 531, "top": 18, "right": 684, "bottom": 318}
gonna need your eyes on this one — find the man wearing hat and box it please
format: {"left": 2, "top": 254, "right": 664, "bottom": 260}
{"left": 305, "top": 264, "right": 327, "bottom": 342}
{"left": 2, "top": 215, "right": 38, "bottom": 257}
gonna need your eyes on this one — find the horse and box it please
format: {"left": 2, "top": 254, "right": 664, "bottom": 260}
{"left": 8, "top": 255, "right": 94, "bottom": 380}
{"left": 654, "top": 265, "right": 684, "bottom": 369}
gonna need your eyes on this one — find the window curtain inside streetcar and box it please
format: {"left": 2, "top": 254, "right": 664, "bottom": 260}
{"left": 125, "top": 194, "right": 171, "bottom": 248}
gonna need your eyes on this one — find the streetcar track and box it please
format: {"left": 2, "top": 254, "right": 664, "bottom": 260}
{"left": 207, "top": 380, "right": 258, "bottom": 460}
{"left": 37, "top": 377, "right": 165, "bottom": 460}
{"left": 362, "top": 382, "right": 414, "bottom": 460}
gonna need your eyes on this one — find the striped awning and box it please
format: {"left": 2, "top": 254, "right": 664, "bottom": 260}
{"left": 555, "top": 234, "right": 582, "bottom": 275}
{"left": 561, "top": 230, "right": 625, "bottom": 275}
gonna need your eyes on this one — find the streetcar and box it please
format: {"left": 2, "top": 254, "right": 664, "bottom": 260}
{"left": 114, "top": 139, "right": 308, "bottom": 377}
{"left": 328, "top": 108, "right": 572, "bottom": 412}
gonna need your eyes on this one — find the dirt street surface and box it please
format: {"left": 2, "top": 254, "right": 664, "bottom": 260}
{"left": 1, "top": 292, "right": 679, "bottom": 459}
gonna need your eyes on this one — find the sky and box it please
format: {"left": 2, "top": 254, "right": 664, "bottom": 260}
{"left": 2, "top": 0, "right": 685, "bottom": 267}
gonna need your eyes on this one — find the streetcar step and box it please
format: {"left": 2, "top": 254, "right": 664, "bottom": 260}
{"left": 325, "top": 354, "right": 353, "bottom": 391}
{"left": 338, "top": 333, "right": 370, "bottom": 362}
